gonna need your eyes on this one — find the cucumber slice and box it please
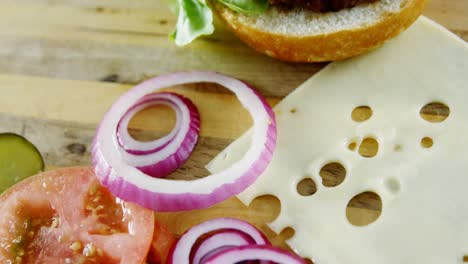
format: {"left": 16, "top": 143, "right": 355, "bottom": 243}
{"left": 0, "top": 133, "right": 44, "bottom": 193}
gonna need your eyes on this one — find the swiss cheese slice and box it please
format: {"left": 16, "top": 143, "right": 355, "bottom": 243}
{"left": 208, "top": 17, "right": 468, "bottom": 263}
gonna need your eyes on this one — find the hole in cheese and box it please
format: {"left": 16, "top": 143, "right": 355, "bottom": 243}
{"left": 394, "top": 144, "right": 403, "bottom": 152}
{"left": 348, "top": 142, "right": 357, "bottom": 151}
{"left": 248, "top": 195, "right": 281, "bottom": 223}
{"left": 320, "top": 162, "right": 346, "bottom": 187}
{"left": 297, "top": 178, "right": 317, "bottom": 196}
{"left": 351, "top": 106, "right": 372, "bottom": 122}
{"left": 358, "top": 137, "right": 379, "bottom": 157}
{"left": 279, "top": 226, "right": 295, "bottom": 240}
{"left": 346, "top": 191, "right": 382, "bottom": 226}
{"left": 421, "top": 137, "right": 434, "bottom": 148}
{"left": 420, "top": 102, "right": 450, "bottom": 123}
{"left": 267, "top": 226, "right": 297, "bottom": 252}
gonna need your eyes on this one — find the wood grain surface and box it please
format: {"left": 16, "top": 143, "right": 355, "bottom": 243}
{"left": 0, "top": 0, "right": 467, "bottom": 259}
{"left": 0, "top": 0, "right": 466, "bottom": 96}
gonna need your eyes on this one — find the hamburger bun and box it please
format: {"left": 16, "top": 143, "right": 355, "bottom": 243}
{"left": 213, "top": 0, "right": 427, "bottom": 62}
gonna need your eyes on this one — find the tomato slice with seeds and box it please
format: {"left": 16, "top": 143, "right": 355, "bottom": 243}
{"left": 146, "top": 220, "right": 177, "bottom": 264}
{"left": 0, "top": 167, "right": 154, "bottom": 264}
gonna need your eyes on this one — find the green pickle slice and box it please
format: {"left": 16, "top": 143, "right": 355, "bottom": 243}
{"left": 0, "top": 133, "right": 44, "bottom": 193}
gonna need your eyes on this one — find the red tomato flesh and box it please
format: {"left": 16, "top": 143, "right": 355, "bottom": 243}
{"left": 0, "top": 167, "right": 154, "bottom": 264}
{"left": 147, "top": 220, "right": 177, "bottom": 264}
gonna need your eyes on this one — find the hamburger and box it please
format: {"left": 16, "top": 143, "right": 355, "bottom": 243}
{"left": 170, "top": 0, "right": 427, "bottom": 62}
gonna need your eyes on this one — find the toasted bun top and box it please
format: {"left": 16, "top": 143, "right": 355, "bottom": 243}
{"left": 214, "top": 0, "right": 427, "bottom": 62}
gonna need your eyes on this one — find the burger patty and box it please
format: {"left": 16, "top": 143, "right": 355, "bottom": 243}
{"left": 268, "top": 0, "right": 379, "bottom": 12}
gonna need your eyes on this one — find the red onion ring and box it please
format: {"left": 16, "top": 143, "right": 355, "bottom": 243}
{"left": 197, "top": 247, "right": 234, "bottom": 264}
{"left": 116, "top": 92, "right": 200, "bottom": 177}
{"left": 192, "top": 230, "right": 254, "bottom": 264}
{"left": 92, "top": 71, "right": 277, "bottom": 211}
{"left": 202, "top": 245, "right": 307, "bottom": 264}
{"left": 117, "top": 93, "right": 184, "bottom": 154}
{"left": 168, "top": 217, "right": 269, "bottom": 264}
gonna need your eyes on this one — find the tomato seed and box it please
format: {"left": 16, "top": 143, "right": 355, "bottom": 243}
{"left": 51, "top": 217, "right": 60, "bottom": 228}
{"left": 83, "top": 243, "right": 96, "bottom": 257}
{"left": 70, "top": 241, "right": 82, "bottom": 252}
{"left": 89, "top": 185, "right": 99, "bottom": 195}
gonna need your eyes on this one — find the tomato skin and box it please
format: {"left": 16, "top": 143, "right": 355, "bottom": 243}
{"left": 0, "top": 167, "right": 154, "bottom": 264}
{"left": 146, "top": 219, "right": 177, "bottom": 264}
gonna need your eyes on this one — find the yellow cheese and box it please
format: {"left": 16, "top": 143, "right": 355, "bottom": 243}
{"left": 208, "top": 17, "right": 468, "bottom": 263}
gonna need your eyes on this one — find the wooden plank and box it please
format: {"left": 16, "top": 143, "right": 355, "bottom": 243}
{"left": 154, "top": 192, "right": 378, "bottom": 257}
{"left": 0, "top": 113, "right": 95, "bottom": 167}
{"left": 0, "top": 0, "right": 462, "bottom": 39}
{"left": 0, "top": 113, "right": 231, "bottom": 180}
{"left": 0, "top": 113, "right": 382, "bottom": 212}
{"left": 0, "top": 74, "right": 280, "bottom": 140}
{"left": 0, "top": 112, "right": 380, "bottom": 252}
{"left": 424, "top": 0, "right": 468, "bottom": 31}
{"left": 0, "top": 1, "right": 323, "bottom": 97}
{"left": 0, "top": 1, "right": 465, "bottom": 97}
{"left": 0, "top": 1, "right": 464, "bottom": 257}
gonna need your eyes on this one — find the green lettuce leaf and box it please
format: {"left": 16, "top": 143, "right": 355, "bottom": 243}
{"left": 218, "top": 0, "right": 268, "bottom": 14}
{"left": 170, "top": 0, "right": 214, "bottom": 46}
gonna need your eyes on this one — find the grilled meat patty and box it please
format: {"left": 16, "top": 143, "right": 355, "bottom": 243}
{"left": 268, "top": 0, "right": 379, "bottom": 12}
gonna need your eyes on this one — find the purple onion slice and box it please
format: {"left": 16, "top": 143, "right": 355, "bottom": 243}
{"left": 116, "top": 92, "right": 200, "bottom": 177}
{"left": 192, "top": 230, "right": 254, "bottom": 264}
{"left": 168, "top": 217, "right": 269, "bottom": 264}
{"left": 117, "top": 93, "right": 184, "bottom": 154}
{"left": 92, "top": 71, "right": 277, "bottom": 211}
{"left": 202, "top": 245, "right": 307, "bottom": 264}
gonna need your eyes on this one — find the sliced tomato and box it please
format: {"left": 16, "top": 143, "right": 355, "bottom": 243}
{"left": 146, "top": 219, "right": 177, "bottom": 264}
{"left": 0, "top": 167, "right": 154, "bottom": 264}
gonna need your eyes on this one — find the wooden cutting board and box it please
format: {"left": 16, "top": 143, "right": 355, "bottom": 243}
{"left": 1, "top": 0, "right": 467, "bottom": 256}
